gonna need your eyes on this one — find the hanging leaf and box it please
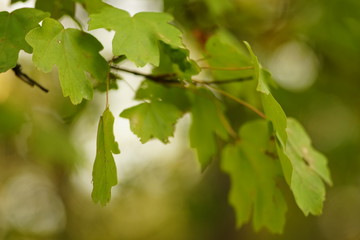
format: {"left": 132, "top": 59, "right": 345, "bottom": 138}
{"left": 278, "top": 118, "right": 332, "bottom": 215}
{"left": 92, "top": 108, "right": 120, "bottom": 206}
{"left": 0, "top": 8, "right": 49, "bottom": 72}
{"left": 25, "top": 18, "right": 109, "bottom": 104}
{"left": 221, "top": 120, "right": 287, "bottom": 233}
{"left": 244, "top": 41, "right": 287, "bottom": 147}
{"left": 120, "top": 100, "right": 183, "bottom": 144}
{"left": 88, "top": 5, "right": 183, "bottom": 67}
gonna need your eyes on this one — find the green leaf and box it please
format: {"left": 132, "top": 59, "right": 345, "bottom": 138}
{"left": 189, "top": 89, "right": 228, "bottom": 169}
{"left": 35, "top": 0, "right": 75, "bottom": 19}
{"left": 0, "top": 8, "right": 49, "bottom": 73}
{"left": 88, "top": 5, "right": 183, "bottom": 67}
{"left": 153, "top": 42, "right": 200, "bottom": 80}
{"left": 221, "top": 120, "right": 287, "bottom": 233}
{"left": 244, "top": 41, "right": 287, "bottom": 147}
{"left": 25, "top": 18, "right": 109, "bottom": 104}
{"left": 120, "top": 100, "right": 183, "bottom": 144}
{"left": 92, "top": 108, "right": 120, "bottom": 206}
{"left": 278, "top": 118, "right": 332, "bottom": 215}
{"left": 135, "top": 80, "right": 191, "bottom": 112}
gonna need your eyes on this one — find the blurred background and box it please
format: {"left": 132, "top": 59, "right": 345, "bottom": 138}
{"left": 1, "top": 0, "right": 360, "bottom": 239}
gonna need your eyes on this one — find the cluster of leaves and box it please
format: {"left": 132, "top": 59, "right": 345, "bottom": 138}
{"left": 0, "top": 0, "right": 331, "bottom": 233}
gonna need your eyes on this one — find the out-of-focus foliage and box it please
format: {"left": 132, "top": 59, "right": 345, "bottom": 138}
{"left": 0, "top": 0, "right": 360, "bottom": 239}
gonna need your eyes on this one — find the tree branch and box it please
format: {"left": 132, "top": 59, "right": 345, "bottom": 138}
{"left": 12, "top": 64, "right": 49, "bottom": 93}
{"left": 110, "top": 65, "right": 265, "bottom": 118}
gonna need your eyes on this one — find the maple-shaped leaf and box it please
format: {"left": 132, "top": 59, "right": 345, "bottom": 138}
{"left": 277, "top": 118, "right": 332, "bottom": 215}
{"left": 35, "top": 0, "right": 75, "bottom": 19}
{"left": 222, "top": 120, "right": 287, "bottom": 233}
{"left": 25, "top": 18, "right": 109, "bottom": 104}
{"left": 92, "top": 108, "right": 120, "bottom": 206}
{"left": 0, "top": 8, "right": 49, "bottom": 73}
{"left": 88, "top": 5, "right": 183, "bottom": 67}
{"left": 120, "top": 100, "right": 183, "bottom": 144}
{"left": 189, "top": 89, "right": 228, "bottom": 169}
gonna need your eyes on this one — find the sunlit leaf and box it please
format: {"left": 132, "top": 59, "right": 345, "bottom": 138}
{"left": 26, "top": 18, "right": 109, "bottom": 104}
{"left": 278, "top": 118, "right": 332, "bottom": 215}
{"left": 88, "top": 5, "right": 183, "bottom": 67}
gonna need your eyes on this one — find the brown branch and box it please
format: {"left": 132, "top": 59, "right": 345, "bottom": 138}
{"left": 12, "top": 64, "right": 49, "bottom": 93}
{"left": 110, "top": 65, "right": 265, "bottom": 119}
{"left": 110, "top": 66, "right": 180, "bottom": 83}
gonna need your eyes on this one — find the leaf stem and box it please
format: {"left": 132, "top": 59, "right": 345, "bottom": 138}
{"left": 200, "top": 66, "right": 254, "bottom": 71}
{"left": 192, "top": 77, "right": 252, "bottom": 85}
{"left": 206, "top": 85, "right": 266, "bottom": 119}
{"left": 106, "top": 73, "right": 109, "bottom": 108}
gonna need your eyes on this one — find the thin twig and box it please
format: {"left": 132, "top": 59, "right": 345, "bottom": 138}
{"left": 110, "top": 65, "right": 265, "bottom": 119}
{"left": 12, "top": 64, "right": 49, "bottom": 93}
{"left": 206, "top": 85, "right": 266, "bottom": 119}
{"left": 111, "top": 66, "right": 252, "bottom": 85}
{"left": 106, "top": 73, "right": 109, "bottom": 108}
{"left": 192, "top": 77, "right": 253, "bottom": 85}
{"left": 110, "top": 66, "right": 180, "bottom": 83}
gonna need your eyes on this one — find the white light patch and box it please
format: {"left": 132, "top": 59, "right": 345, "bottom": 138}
{"left": 268, "top": 41, "right": 319, "bottom": 91}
